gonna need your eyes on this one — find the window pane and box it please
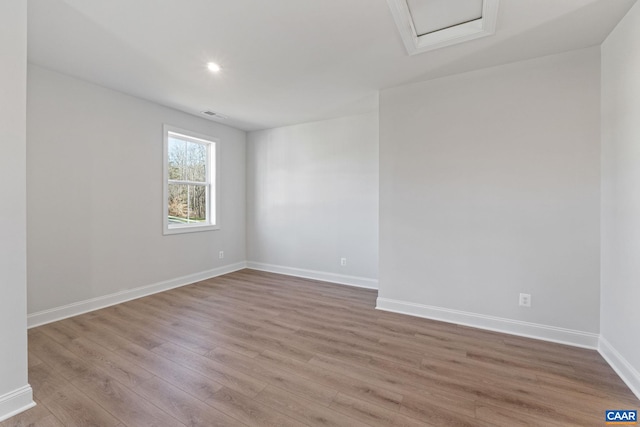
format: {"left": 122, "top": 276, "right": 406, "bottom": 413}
{"left": 189, "top": 184, "right": 207, "bottom": 221}
{"left": 187, "top": 142, "right": 207, "bottom": 182}
{"left": 168, "top": 137, "right": 186, "bottom": 180}
{"left": 168, "top": 183, "right": 188, "bottom": 223}
{"left": 168, "top": 183, "right": 207, "bottom": 224}
{"left": 168, "top": 136, "right": 207, "bottom": 183}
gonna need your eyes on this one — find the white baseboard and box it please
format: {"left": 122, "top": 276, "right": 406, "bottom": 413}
{"left": 246, "top": 262, "right": 378, "bottom": 290}
{"left": 0, "top": 385, "right": 35, "bottom": 423}
{"left": 376, "top": 297, "right": 599, "bottom": 349}
{"left": 27, "top": 262, "right": 247, "bottom": 328}
{"left": 599, "top": 336, "right": 640, "bottom": 401}
{"left": 20, "top": 261, "right": 640, "bottom": 402}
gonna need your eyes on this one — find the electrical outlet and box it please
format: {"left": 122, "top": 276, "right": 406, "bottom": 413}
{"left": 519, "top": 293, "right": 531, "bottom": 307}
{"left": 219, "top": 251, "right": 224, "bottom": 259}
{"left": 340, "top": 257, "right": 347, "bottom": 266}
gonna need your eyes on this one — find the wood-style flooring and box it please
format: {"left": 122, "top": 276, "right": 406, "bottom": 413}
{"left": 3, "top": 269, "right": 638, "bottom": 426}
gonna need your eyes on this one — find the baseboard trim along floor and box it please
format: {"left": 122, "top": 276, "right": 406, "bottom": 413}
{"left": 246, "top": 262, "right": 378, "bottom": 290}
{"left": 376, "top": 297, "right": 600, "bottom": 349}
{"left": 27, "top": 262, "right": 246, "bottom": 328}
{"left": 0, "top": 386, "right": 35, "bottom": 423}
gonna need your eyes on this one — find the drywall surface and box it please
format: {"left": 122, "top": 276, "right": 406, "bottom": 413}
{"left": 247, "top": 113, "right": 379, "bottom": 286}
{"left": 0, "top": 0, "right": 33, "bottom": 421}
{"left": 27, "top": 65, "right": 246, "bottom": 314}
{"left": 379, "top": 47, "right": 601, "bottom": 337}
{"left": 601, "top": 0, "right": 640, "bottom": 397}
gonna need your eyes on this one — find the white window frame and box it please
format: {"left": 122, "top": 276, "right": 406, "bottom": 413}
{"left": 163, "top": 124, "right": 219, "bottom": 235}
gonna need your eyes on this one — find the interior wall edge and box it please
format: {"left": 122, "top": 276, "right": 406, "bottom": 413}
{"left": 376, "top": 297, "right": 600, "bottom": 349}
{"left": 0, "top": 0, "right": 31, "bottom": 421}
{"left": 246, "top": 262, "right": 378, "bottom": 290}
{"left": 599, "top": 336, "right": 640, "bottom": 401}
{"left": 26, "top": 262, "right": 247, "bottom": 329}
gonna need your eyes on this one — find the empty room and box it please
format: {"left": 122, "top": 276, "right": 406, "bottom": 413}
{"left": 2, "top": 0, "right": 640, "bottom": 425}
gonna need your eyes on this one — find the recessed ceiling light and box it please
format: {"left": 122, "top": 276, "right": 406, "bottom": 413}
{"left": 207, "top": 62, "right": 221, "bottom": 73}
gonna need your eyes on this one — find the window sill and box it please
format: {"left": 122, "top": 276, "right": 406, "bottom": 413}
{"left": 163, "top": 224, "right": 220, "bottom": 235}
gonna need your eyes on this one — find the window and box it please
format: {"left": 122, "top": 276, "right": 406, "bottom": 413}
{"left": 163, "top": 125, "right": 218, "bottom": 234}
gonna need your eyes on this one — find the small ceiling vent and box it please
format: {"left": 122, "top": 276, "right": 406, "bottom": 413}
{"left": 201, "top": 111, "right": 228, "bottom": 120}
{"left": 387, "top": 0, "right": 499, "bottom": 55}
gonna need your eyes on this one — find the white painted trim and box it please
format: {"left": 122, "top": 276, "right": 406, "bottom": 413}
{"left": 27, "top": 262, "right": 247, "bottom": 328}
{"left": 376, "top": 297, "right": 599, "bottom": 349}
{"left": 0, "top": 385, "right": 35, "bottom": 422}
{"left": 387, "top": 0, "right": 499, "bottom": 55}
{"left": 599, "top": 337, "right": 640, "bottom": 401}
{"left": 246, "top": 262, "right": 378, "bottom": 290}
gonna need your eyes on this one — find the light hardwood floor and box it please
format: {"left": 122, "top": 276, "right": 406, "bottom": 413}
{"left": 3, "top": 269, "right": 638, "bottom": 426}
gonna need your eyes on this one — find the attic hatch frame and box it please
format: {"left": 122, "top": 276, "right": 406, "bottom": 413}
{"left": 387, "top": 0, "right": 500, "bottom": 55}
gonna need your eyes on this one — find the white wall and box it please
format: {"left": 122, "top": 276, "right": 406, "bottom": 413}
{"left": 247, "top": 113, "right": 379, "bottom": 288}
{"left": 27, "top": 65, "right": 246, "bottom": 321}
{"left": 600, "top": 1, "right": 640, "bottom": 399}
{"left": 0, "top": 0, "right": 34, "bottom": 421}
{"left": 379, "top": 47, "right": 602, "bottom": 346}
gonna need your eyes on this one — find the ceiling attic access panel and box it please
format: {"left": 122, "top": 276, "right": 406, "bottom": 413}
{"left": 408, "top": 0, "right": 482, "bottom": 36}
{"left": 387, "top": 0, "right": 499, "bottom": 55}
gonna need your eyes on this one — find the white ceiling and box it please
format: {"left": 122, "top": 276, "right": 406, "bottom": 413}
{"left": 27, "top": 0, "right": 636, "bottom": 131}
